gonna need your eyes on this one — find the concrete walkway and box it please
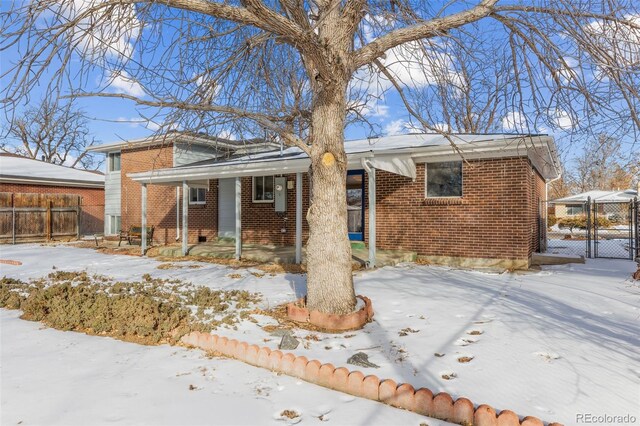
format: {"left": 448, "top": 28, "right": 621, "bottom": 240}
{"left": 156, "top": 239, "right": 416, "bottom": 268}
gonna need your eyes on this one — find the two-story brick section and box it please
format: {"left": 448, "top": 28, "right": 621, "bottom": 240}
{"left": 90, "top": 132, "right": 561, "bottom": 269}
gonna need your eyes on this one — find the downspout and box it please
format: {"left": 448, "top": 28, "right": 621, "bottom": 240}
{"left": 361, "top": 158, "right": 376, "bottom": 268}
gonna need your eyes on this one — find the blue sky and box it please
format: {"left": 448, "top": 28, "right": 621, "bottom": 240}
{"left": 1, "top": 1, "right": 637, "bottom": 173}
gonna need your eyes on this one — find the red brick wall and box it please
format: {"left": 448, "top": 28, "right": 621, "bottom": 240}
{"left": 184, "top": 181, "right": 218, "bottom": 243}
{"left": 0, "top": 182, "right": 104, "bottom": 234}
{"left": 367, "top": 158, "right": 539, "bottom": 261}
{"left": 239, "top": 174, "right": 311, "bottom": 245}
{"left": 119, "top": 152, "right": 545, "bottom": 263}
{"left": 120, "top": 145, "right": 178, "bottom": 244}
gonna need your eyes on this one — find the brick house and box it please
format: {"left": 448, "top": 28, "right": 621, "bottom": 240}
{"left": 550, "top": 189, "right": 638, "bottom": 218}
{"left": 0, "top": 154, "right": 105, "bottom": 234}
{"left": 91, "top": 133, "right": 561, "bottom": 269}
{"left": 87, "top": 132, "right": 279, "bottom": 240}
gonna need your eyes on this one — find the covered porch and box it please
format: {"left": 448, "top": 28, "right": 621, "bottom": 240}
{"left": 129, "top": 145, "right": 420, "bottom": 269}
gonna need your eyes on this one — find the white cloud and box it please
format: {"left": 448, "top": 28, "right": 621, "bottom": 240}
{"left": 217, "top": 129, "right": 237, "bottom": 140}
{"left": 584, "top": 14, "right": 640, "bottom": 67}
{"left": 502, "top": 111, "right": 529, "bottom": 132}
{"left": 348, "top": 97, "right": 389, "bottom": 119}
{"left": 109, "top": 71, "right": 145, "bottom": 97}
{"left": 552, "top": 109, "right": 575, "bottom": 130}
{"left": 381, "top": 42, "right": 462, "bottom": 90}
{"left": 354, "top": 41, "right": 464, "bottom": 94}
{"left": 194, "top": 74, "right": 220, "bottom": 103}
{"left": 115, "top": 116, "right": 158, "bottom": 130}
{"left": 384, "top": 119, "right": 408, "bottom": 136}
{"left": 351, "top": 40, "right": 465, "bottom": 115}
{"left": 50, "top": 0, "right": 141, "bottom": 63}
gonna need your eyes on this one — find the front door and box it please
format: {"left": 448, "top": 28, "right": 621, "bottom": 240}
{"left": 347, "top": 170, "right": 365, "bottom": 241}
{"left": 218, "top": 178, "right": 235, "bottom": 238}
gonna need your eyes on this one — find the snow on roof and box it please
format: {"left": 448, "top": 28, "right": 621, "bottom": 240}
{"left": 87, "top": 131, "right": 279, "bottom": 153}
{"left": 552, "top": 189, "right": 638, "bottom": 203}
{"left": 0, "top": 155, "right": 104, "bottom": 188}
{"left": 188, "top": 133, "right": 547, "bottom": 166}
{"left": 128, "top": 133, "right": 560, "bottom": 184}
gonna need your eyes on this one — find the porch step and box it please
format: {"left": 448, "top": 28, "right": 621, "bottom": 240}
{"left": 531, "top": 252, "right": 585, "bottom": 266}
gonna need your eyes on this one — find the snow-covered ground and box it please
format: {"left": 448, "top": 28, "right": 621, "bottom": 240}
{"left": 547, "top": 236, "right": 633, "bottom": 259}
{"left": 1, "top": 244, "right": 639, "bottom": 426}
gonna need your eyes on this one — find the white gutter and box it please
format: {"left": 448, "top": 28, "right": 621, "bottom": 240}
{"left": 0, "top": 176, "right": 104, "bottom": 188}
{"left": 87, "top": 133, "right": 267, "bottom": 154}
{"left": 126, "top": 135, "right": 561, "bottom": 184}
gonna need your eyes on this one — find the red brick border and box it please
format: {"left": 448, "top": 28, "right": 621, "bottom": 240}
{"left": 0, "top": 259, "right": 22, "bottom": 266}
{"left": 180, "top": 331, "right": 563, "bottom": 426}
{"left": 286, "top": 295, "right": 374, "bottom": 331}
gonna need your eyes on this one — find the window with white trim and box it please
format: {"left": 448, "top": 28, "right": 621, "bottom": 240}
{"left": 189, "top": 188, "right": 206, "bottom": 204}
{"left": 253, "top": 176, "right": 274, "bottom": 202}
{"left": 425, "top": 161, "right": 463, "bottom": 197}
{"left": 107, "top": 215, "right": 121, "bottom": 235}
{"left": 566, "top": 204, "right": 584, "bottom": 215}
{"left": 108, "top": 152, "right": 121, "bottom": 172}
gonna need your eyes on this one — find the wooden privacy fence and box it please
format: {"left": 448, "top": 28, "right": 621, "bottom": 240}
{"left": 0, "top": 193, "right": 81, "bottom": 243}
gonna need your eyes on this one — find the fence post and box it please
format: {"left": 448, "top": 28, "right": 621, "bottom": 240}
{"left": 631, "top": 197, "right": 640, "bottom": 263}
{"left": 586, "top": 197, "right": 591, "bottom": 258}
{"left": 46, "top": 200, "right": 52, "bottom": 242}
{"left": 11, "top": 193, "right": 16, "bottom": 245}
{"left": 76, "top": 196, "right": 81, "bottom": 240}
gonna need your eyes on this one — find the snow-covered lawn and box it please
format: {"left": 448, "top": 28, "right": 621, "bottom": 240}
{"left": 1, "top": 244, "right": 639, "bottom": 426}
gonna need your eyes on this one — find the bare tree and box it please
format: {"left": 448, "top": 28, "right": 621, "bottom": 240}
{"left": 2, "top": 0, "right": 639, "bottom": 314}
{"left": 574, "top": 134, "right": 636, "bottom": 192}
{"left": 2, "top": 100, "right": 100, "bottom": 169}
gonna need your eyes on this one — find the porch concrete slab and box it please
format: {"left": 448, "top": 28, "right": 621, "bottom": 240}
{"left": 155, "top": 239, "right": 416, "bottom": 268}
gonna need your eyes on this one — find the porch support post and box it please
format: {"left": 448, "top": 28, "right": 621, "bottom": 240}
{"left": 295, "top": 172, "right": 303, "bottom": 264}
{"left": 368, "top": 167, "right": 376, "bottom": 268}
{"left": 235, "top": 177, "right": 242, "bottom": 260}
{"left": 182, "top": 181, "right": 189, "bottom": 256}
{"left": 176, "top": 186, "right": 181, "bottom": 241}
{"left": 141, "top": 183, "right": 148, "bottom": 256}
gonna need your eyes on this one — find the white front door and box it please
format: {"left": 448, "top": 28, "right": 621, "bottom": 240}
{"left": 218, "top": 178, "right": 236, "bottom": 238}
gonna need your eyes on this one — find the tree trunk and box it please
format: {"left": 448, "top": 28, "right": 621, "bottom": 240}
{"left": 305, "top": 79, "right": 357, "bottom": 315}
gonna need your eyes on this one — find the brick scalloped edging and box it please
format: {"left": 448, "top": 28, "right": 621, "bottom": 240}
{"left": 0, "top": 259, "right": 22, "bottom": 266}
{"left": 287, "top": 295, "right": 374, "bottom": 330}
{"left": 180, "top": 331, "right": 563, "bottom": 426}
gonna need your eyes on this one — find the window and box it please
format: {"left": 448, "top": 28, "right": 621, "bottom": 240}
{"left": 566, "top": 204, "right": 584, "bottom": 215}
{"left": 108, "top": 152, "right": 121, "bottom": 172}
{"left": 189, "top": 188, "right": 206, "bottom": 204}
{"left": 108, "top": 215, "right": 121, "bottom": 235}
{"left": 425, "top": 161, "right": 462, "bottom": 197}
{"left": 253, "top": 176, "right": 274, "bottom": 202}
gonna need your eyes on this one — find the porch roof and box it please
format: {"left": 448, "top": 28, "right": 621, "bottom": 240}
{"left": 126, "top": 133, "right": 561, "bottom": 186}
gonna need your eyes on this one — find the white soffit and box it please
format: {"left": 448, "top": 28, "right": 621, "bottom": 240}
{"left": 368, "top": 154, "right": 417, "bottom": 180}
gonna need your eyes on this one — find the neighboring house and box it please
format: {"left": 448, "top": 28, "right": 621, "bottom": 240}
{"left": 0, "top": 153, "right": 105, "bottom": 234}
{"left": 550, "top": 188, "right": 638, "bottom": 220}
{"left": 90, "top": 132, "right": 561, "bottom": 269}
{"left": 86, "top": 131, "right": 280, "bottom": 240}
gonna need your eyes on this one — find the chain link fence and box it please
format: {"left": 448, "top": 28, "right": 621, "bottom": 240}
{"left": 546, "top": 198, "right": 638, "bottom": 260}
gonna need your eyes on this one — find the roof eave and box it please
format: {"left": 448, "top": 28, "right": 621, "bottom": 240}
{"left": 127, "top": 135, "right": 561, "bottom": 184}
{"left": 0, "top": 176, "right": 105, "bottom": 188}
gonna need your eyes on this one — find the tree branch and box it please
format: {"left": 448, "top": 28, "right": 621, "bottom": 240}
{"left": 352, "top": 0, "right": 498, "bottom": 69}
{"left": 69, "top": 92, "right": 311, "bottom": 155}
